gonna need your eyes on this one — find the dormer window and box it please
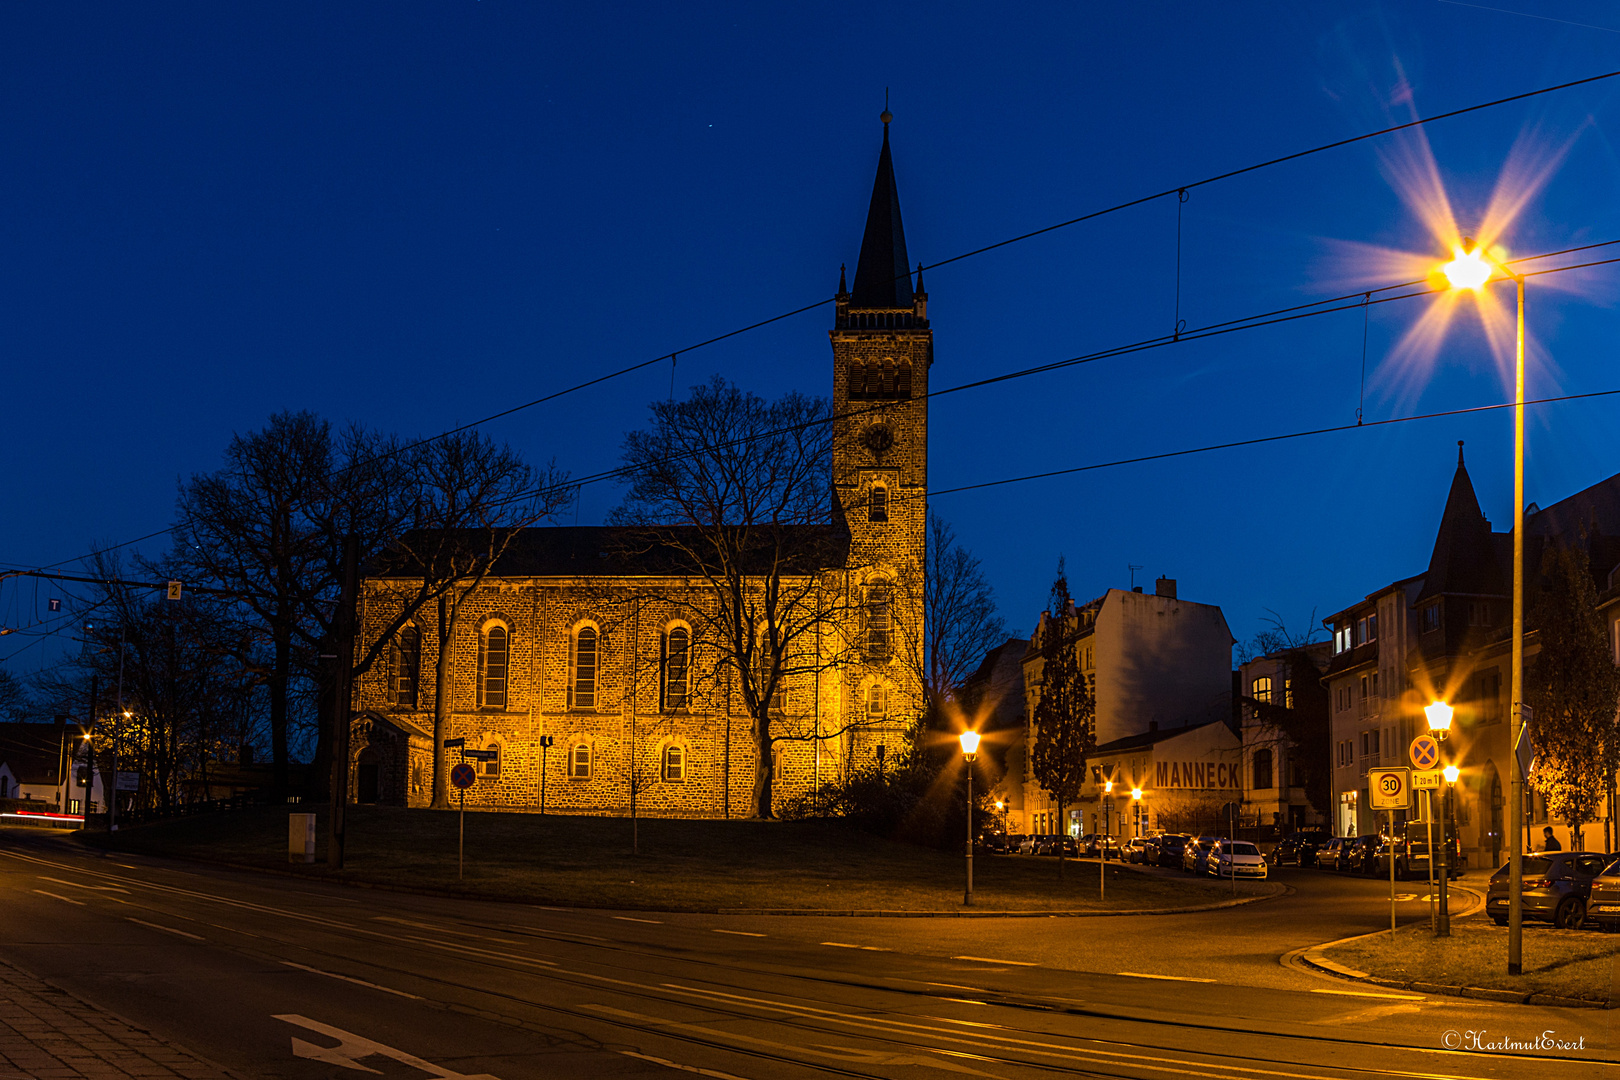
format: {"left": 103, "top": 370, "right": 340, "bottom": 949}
{"left": 1421, "top": 603, "right": 1441, "bottom": 634}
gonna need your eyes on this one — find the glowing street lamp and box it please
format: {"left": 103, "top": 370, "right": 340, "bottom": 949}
{"left": 959, "top": 730, "right": 980, "bottom": 906}
{"left": 1131, "top": 787, "right": 1143, "bottom": 840}
{"left": 1436, "top": 235, "right": 1529, "bottom": 974}
{"left": 1425, "top": 700, "right": 1454, "bottom": 739}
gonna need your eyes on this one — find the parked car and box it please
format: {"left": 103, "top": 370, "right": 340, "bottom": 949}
{"left": 1123, "top": 837, "right": 1149, "bottom": 864}
{"left": 1370, "top": 828, "right": 1460, "bottom": 881}
{"left": 1016, "top": 835, "right": 1044, "bottom": 855}
{"left": 1487, "top": 852, "right": 1615, "bottom": 929}
{"left": 1316, "top": 837, "right": 1350, "bottom": 871}
{"left": 1182, "top": 835, "right": 1219, "bottom": 874}
{"left": 1081, "top": 834, "right": 1122, "bottom": 859}
{"left": 1207, "top": 839, "right": 1268, "bottom": 879}
{"left": 1154, "top": 833, "right": 1190, "bottom": 869}
{"left": 982, "top": 833, "right": 1021, "bottom": 855}
{"left": 1271, "top": 832, "right": 1329, "bottom": 867}
{"left": 1587, "top": 859, "right": 1620, "bottom": 931}
{"left": 1023, "top": 834, "right": 1078, "bottom": 857}
{"left": 1344, "top": 834, "right": 1384, "bottom": 875}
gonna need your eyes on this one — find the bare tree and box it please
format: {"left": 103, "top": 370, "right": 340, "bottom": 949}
{"left": 610, "top": 376, "right": 874, "bottom": 819}
{"left": 375, "top": 432, "right": 571, "bottom": 810}
{"left": 919, "top": 514, "right": 1007, "bottom": 708}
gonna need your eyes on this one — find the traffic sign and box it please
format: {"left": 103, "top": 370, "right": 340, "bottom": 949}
{"left": 1412, "top": 769, "right": 1443, "bottom": 790}
{"left": 1368, "top": 768, "right": 1410, "bottom": 809}
{"left": 1409, "top": 734, "right": 1441, "bottom": 770}
{"left": 443, "top": 737, "right": 465, "bottom": 749}
{"left": 450, "top": 762, "right": 477, "bottom": 789}
{"left": 462, "top": 749, "right": 498, "bottom": 762}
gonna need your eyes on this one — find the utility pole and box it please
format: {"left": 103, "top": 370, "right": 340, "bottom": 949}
{"left": 328, "top": 535, "right": 359, "bottom": 869}
{"left": 110, "top": 624, "right": 125, "bottom": 833}
{"left": 83, "top": 675, "right": 98, "bottom": 818}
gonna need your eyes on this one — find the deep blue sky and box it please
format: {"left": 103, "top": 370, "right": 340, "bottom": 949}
{"left": 5, "top": 2, "right": 1620, "bottom": 673}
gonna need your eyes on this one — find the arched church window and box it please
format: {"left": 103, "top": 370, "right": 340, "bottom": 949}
{"left": 571, "top": 625, "right": 598, "bottom": 708}
{"left": 865, "top": 582, "right": 892, "bottom": 660}
{"left": 868, "top": 485, "right": 888, "bottom": 523}
{"left": 662, "top": 744, "right": 685, "bottom": 782}
{"left": 387, "top": 623, "right": 420, "bottom": 708}
{"left": 896, "top": 362, "right": 912, "bottom": 399}
{"left": 661, "top": 626, "right": 690, "bottom": 711}
{"left": 477, "top": 623, "right": 509, "bottom": 710}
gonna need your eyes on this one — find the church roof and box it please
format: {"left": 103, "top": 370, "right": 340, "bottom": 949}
{"left": 849, "top": 120, "right": 914, "bottom": 309}
{"left": 0, "top": 721, "right": 68, "bottom": 786}
{"left": 1416, "top": 443, "right": 1507, "bottom": 602}
{"left": 368, "top": 524, "right": 849, "bottom": 580}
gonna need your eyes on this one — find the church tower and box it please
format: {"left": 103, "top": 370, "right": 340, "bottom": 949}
{"left": 831, "top": 110, "right": 930, "bottom": 734}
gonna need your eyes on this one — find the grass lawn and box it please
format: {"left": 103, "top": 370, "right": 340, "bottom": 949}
{"left": 1322, "top": 918, "right": 1620, "bottom": 1003}
{"left": 83, "top": 805, "right": 1278, "bottom": 913}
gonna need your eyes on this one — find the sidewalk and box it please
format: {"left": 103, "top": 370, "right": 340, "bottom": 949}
{"left": 0, "top": 959, "right": 232, "bottom": 1080}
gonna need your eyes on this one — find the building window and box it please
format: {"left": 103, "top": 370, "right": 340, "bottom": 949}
{"left": 1253, "top": 748, "right": 1273, "bottom": 790}
{"left": 568, "top": 744, "right": 591, "bottom": 779}
{"left": 868, "top": 485, "right": 888, "bottom": 522}
{"left": 571, "top": 626, "right": 598, "bottom": 708}
{"left": 479, "top": 742, "right": 500, "bottom": 779}
{"left": 752, "top": 635, "right": 785, "bottom": 713}
{"left": 1284, "top": 678, "right": 1294, "bottom": 709}
{"left": 1360, "top": 730, "right": 1380, "bottom": 757}
{"left": 1421, "top": 603, "right": 1441, "bottom": 634}
{"left": 661, "top": 626, "right": 690, "bottom": 712}
{"left": 1370, "top": 670, "right": 1379, "bottom": 697}
{"left": 1251, "top": 676, "right": 1273, "bottom": 705}
{"left": 896, "top": 361, "right": 912, "bottom": 399}
{"left": 387, "top": 623, "right": 420, "bottom": 708}
{"left": 866, "top": 684, "right": 888, "bottom": 718}
{"left": 662, "top": 744, "right": 685, "bottom": 782}
{"left": 1360, "top": 675, "right": 1368, "bottom": 700}
{"left": 1468, "top": 601, "right": 1494, "bottom": 627}
{"left": 1356, "top": 614, "right": 1377, "bottom": 645}
{"left": 1333, "top": 624, "right": 1350, "bottom": 654}
{"left": 477, "top": 624, "right": 509, "bottom": 710}
{"left": 865, "top": 582, "right": 892, "bottom": 659}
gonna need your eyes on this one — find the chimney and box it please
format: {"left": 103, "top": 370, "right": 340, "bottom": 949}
{"left": 1132, "top": 585, "right": 1143, "bottom": 593}
{"left": 1148, "top": 720, "right": 1158, "bottom": 733}
{"left": 1155, "top": 577, "right": 1177, "bottom": 599}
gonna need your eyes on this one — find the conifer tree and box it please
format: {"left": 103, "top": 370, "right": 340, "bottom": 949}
{"left": 1029, "top": 560, "right": 1096, "bottom": 876}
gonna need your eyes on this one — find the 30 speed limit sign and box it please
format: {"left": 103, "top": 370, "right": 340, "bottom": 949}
{"left": 1367, "top": 768, "right": 1411, "bottom": 810}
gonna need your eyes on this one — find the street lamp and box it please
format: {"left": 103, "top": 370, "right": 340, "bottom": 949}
{"left": 1437, "top": 763, "right": 1462, "bottom": 936}
{"left": 959, "top": 730, "right": 980, "bottom": 906}
{"left": 1102, "top": 779, "right": 1114, "bottom": 860}
{"left": 1425, "top": 700, "right": 1454, "bottom": 738}
{"left": 1131, "top": 787, "right": 1143, "bottom": 844}
{"left": 995, "top": 799, "right": 1007, "bottom": 835}
{"left": 1438, "top": 236, "right": 1529, "bottom": 974}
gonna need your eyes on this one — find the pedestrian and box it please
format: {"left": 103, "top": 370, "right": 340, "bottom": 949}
{"left": 1541, "top": 826, "right": 1561, "bottom": 852}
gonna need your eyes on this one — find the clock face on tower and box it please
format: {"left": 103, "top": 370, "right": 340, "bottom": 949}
{"left": 859, "top": 423, "right": 894, "bottom": 459}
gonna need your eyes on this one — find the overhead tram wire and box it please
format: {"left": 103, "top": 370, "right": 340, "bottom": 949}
{"left": 470, "top": 245, "right": 1620, "bottom": 511}
{"left": 16, "top": 68, "right": 1620, "bottom": 575}
{"left": 922, "top": 387, "right": 1620, "bottom": 501}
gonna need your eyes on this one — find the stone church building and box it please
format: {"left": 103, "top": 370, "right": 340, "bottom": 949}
{"left": 347, "top": 117, "right": 931, "bottom": 817}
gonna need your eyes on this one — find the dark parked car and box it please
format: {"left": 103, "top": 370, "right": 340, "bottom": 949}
{"left": 1023, "top": 834, "right": 1079, "bottom": 857}
{"left": 1587, "top": 859, "right": 1620, "bottom": 931}
{"left": 1371, "top": 826, "right": 1460, "bottom": 881}
{"left": 982, "top": 833, "right": 1021, "bottom": 854}
{"left": 1124, "top": 837, "right": 1149, "bottom": 864}
{"left": 1271, "top": 832, "right": 1329, "bottom": 867}
{"left": 1316, "top": 837, "right": 1350, "bottom": 871}
{"left": 1344, "top": 834, "right": 1384, "bottom": 875}
{"left": 1487, "top": 852, "right": 1615, "bottom": 929}
{"left": 1081, "top": 834, "right": 1121, "bottom": 859}
{"left": 1182, "top": 835, "right": 1219, "bottom": 874}
{"left": 1154, "top": 833, "right": 1190, "bottom": 869}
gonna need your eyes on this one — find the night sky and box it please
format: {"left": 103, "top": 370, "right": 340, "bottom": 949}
{"left": 5, "top": 2, "right": 1620, "bottom": 674}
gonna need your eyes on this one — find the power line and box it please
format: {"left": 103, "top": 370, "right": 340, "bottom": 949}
{"left": 17, "top": 68, "right": 1620, "bottom": 575}
{"left": 924, "top": 388, "right": 1620, "bottom": 499}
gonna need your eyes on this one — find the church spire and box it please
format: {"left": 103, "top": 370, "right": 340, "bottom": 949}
{"left": 849, "top": 110, "right": 913, "bottom": 309}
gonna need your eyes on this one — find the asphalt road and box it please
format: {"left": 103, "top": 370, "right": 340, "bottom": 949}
{"left": 0, "top": 827, "right": 1611, "bottom": 1080}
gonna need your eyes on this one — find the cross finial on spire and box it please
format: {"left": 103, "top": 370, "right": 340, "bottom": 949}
{"left": 1458, "top": 440, "right": 1466, "bottom": 466}
{"left": 881, "top": 87, "right": 892, "bottom": 126}
{"left": 838, "top": 263, "right": 847, "bottom": 294}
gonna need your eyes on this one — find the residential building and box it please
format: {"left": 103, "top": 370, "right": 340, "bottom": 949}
{"left": 1014, "top": 576, "right": 1235, "bottom": 837}
{"left": 1237, "top": 641, "right": 1331, "bottom": 832}
{"left": 1324, "top": 444, "right": 1620, "bottom": 863}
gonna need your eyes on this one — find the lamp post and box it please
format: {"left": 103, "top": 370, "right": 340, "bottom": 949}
{"left": 995, "top": 799, "right": 1007, "bottom": 836}
{"left": 1102, "top": 780, "right": 1114, "bottom": 861}
{"left": 1439, "top": 238, "right": 1527, "bottom": 974}
{"left": 1131, "top": 787, "right": 1143, "bottom": 842}
{"left": 1439, "top": 763, "right": 1460, "bottom": 936}
{"left": 959, "top": 730, "right": 980, "bottom": 906}
{"left": 1425, "top": 700, "right": 1453, "bottom": 936}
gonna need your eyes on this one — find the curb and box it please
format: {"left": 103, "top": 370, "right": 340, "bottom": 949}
{"left": 72, "top": 835, "right": 1286, "bottom": 918}
{"left": 1293, "top": 886, "right": 1613, "bottom": 1010}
